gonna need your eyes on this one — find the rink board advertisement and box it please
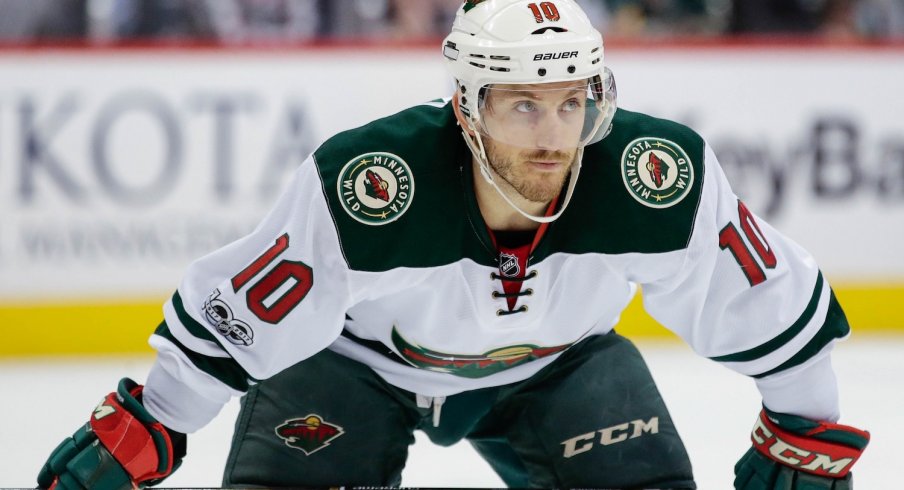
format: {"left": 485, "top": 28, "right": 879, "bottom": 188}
{"left": 0, "top": 45, "right": 902, "bottom": 355}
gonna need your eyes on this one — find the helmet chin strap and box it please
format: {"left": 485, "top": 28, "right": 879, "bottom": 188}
{"left": 461, "top": 125, "right": 583, "bottom": 224}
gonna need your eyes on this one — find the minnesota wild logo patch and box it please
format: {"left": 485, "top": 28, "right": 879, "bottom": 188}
{"left": 275, "top": 414, "right": 344, "bottom": 455}
{"left": 337, "top": 152, "right": 414, "bottom": 225}
{"left": 620, "top": 137, "right": 694, "bottom": 208}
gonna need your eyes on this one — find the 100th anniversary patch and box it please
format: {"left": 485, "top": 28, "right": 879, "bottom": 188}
{"left": 620, "top": 137, "right": 694, "bottom": 208}
{"left": 337, "top": 152, "right": 414, "bottom": 225}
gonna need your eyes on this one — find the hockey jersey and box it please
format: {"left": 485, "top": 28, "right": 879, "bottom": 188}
{"left": 143, "top": 101, "right": 850, "bottom": 433}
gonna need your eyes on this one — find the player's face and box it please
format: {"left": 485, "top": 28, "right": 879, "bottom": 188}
{"left": 480, "top": 81, "right": 586, "bottom": 203}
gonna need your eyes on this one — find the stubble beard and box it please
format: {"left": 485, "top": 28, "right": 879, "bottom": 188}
{"left": 485, "top": 144, "right": 573, "bottom": 204}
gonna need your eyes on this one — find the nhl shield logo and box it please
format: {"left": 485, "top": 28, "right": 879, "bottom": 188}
{"left": 337, "top": 152, "right": 415, "bottom": 225}
{"left": 620, "top": 137, "right": 694, "bottom": 208}
{"left": 499, "top": 252, "right": 520, "bottom": 278}
{"left": 275, "top": 414, "right": 345, "bottom": 455}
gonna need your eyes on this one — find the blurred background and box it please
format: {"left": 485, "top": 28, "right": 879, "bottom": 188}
{"left": 0, "top": 0, "right": 902, "bottom": 487}
{"left": 1, "top": 0, "right": 904, "bottom": 42}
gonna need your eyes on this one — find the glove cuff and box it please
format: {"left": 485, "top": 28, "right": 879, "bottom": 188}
{"left": 751, "top": 408, "right": 867, "bottom": 478}
{"left": 90, "top": 377, "right": 180, "bottom": 483}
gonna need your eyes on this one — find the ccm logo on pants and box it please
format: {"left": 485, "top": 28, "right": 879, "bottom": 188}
{"left": 561, "top": 417, "right": 659, "bottom": 458}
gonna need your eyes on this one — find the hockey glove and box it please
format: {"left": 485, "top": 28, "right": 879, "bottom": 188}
{"left": 37, "top": 378, "right": 186, "bottom": 490}
{"left": 734, "top": 407, "right": 870, "bottom": 489}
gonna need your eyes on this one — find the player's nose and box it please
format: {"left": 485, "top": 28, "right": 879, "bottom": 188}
{"left": 533, "top": 113, "right": 572, "bottom": 150}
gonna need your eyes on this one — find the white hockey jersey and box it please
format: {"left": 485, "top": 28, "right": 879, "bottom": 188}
{"left": 142, "top": 102, "right": 850, "bottom": 433}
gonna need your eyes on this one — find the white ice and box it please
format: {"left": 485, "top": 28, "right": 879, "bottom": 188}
{"left": 1, "top": 335, "right": 899, "bottom": 489}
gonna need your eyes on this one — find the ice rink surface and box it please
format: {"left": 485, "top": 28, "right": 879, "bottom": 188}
{"left": 1, "top": 334, "right": 899, "bottom": 489}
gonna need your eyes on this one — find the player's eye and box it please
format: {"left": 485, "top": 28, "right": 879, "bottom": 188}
{"left": 514, "top": 100, "right": 537, "bottom": 113}
{"left": 561, "top": 98, "right": 582, "bottom": 112}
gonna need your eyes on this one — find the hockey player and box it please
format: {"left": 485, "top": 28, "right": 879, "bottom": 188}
{"left": 38, "top": 1, "right": 869, "bottom": 489}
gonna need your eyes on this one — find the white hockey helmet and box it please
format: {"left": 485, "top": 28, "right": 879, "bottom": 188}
{"left": 443, "top": 0, "right": 616, "bottom": 148}
{"left": 442, "top": 0, "right": 617, "bottom": 222}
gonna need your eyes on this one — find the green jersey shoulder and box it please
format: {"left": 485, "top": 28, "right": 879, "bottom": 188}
{"left": 313, "top": 103, "right": 706, "bottom": 271}
{"left": 314, "top": 101, "right": 480, "bottom": 271}
{"left": 542, "top": 108, "right": 705, "bottom": 258}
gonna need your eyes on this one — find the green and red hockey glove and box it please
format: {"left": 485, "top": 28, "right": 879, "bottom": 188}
{"left": 37, "top": 378, "right": 186, "bottom": 490}
{"left": 734, "top": 407, "right": 870, "bottom": 489}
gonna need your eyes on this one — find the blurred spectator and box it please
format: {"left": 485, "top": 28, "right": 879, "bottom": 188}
{"left": 318, "top": 0, "right": 393, "bottom": 39}
{"left": 1, "top": 0, "right": 902, "bottom": 43}
{"left": 727, "top": 0, "right": 860, "bottom": 38}
{"left": 575, "top": 0, "right": 613, "bottom": 31}
{"left": 87, "top": 0, "right": 321, "bottom": 42}
{"left": 106, "top": 0, "right": 217, "bottom": 40}
{"left": 329, "top": 0, "right": 608, "bottom": 40}
{"left": 0, "top": 0, "right": 87, "bottom": 40}
{"left": 386, "top": 0, "right": 460, "bottom": 39}
{"left": 855, "top": 0, "right": 904, "bottom": 38}
{"left": 602, "top": 0, "right": 723, "bottom": 37}
{"left": 204, "top": 0, "right": 320, "bottom": 43}
{"left": 822, "top": 0, "right": 861, "bottom": 38}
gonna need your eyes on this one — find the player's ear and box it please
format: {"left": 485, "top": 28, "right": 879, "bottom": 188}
{"left": 452, "top": 90, "right": 476, "bottom": 136}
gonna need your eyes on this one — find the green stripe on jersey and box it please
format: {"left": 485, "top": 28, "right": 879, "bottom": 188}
{"left": 171, "top": 291, "right": 220, "bottom": 344}
{"left": 710, "top": 272, "right": 824, "bottom": 363}
{"left": 162, "top": 292, "right": 257, "bottom": 392}
{"left": 752, "top": 289, "right": 850, "bottom": 378}
{"left": 154, "top": 320, "right": 253, "bottom": 392}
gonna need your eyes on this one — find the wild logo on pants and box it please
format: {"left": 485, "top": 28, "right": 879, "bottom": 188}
{"left": 275, "top": 414, "right": 345, "bottom": 455}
